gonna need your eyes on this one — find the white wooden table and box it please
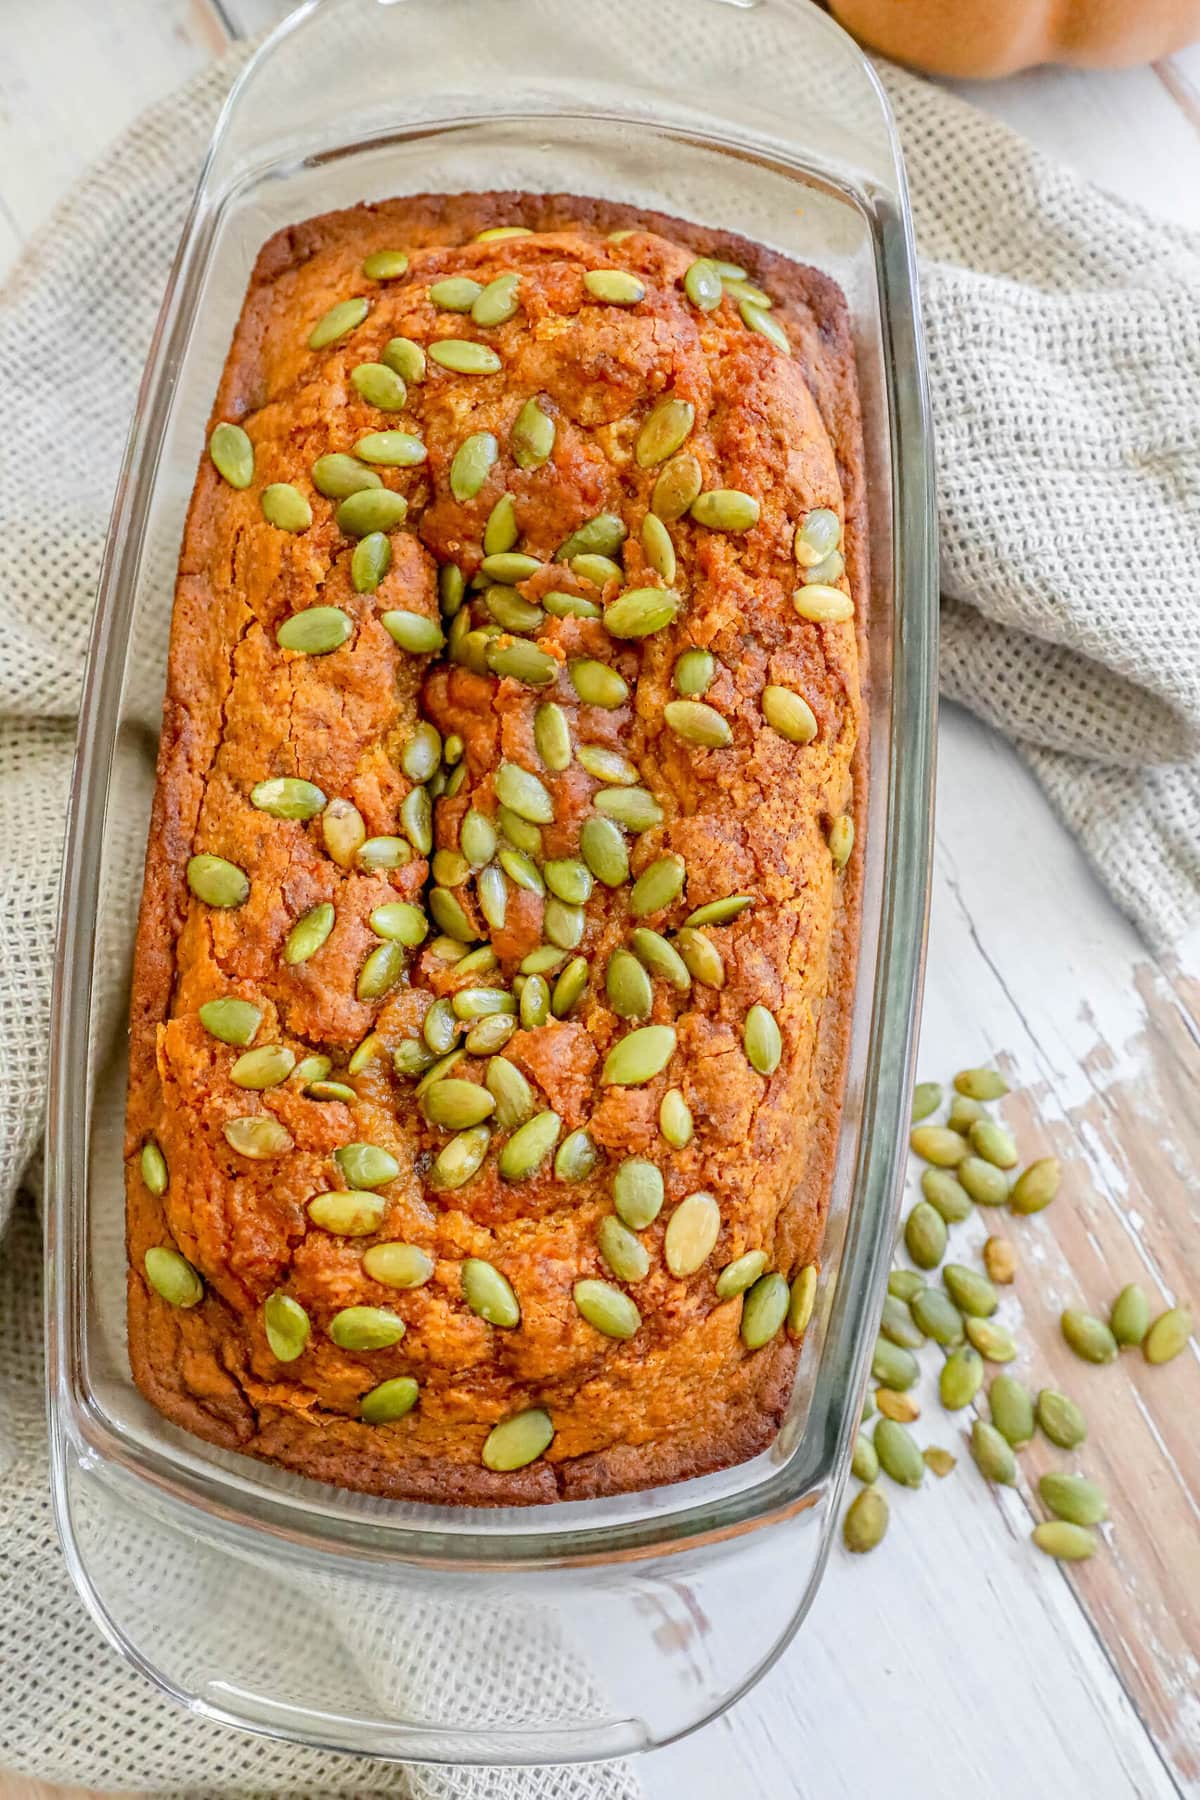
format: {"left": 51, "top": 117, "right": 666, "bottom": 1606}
{"left": 2, "top": 7, "right": 1197, "bottom": 1798}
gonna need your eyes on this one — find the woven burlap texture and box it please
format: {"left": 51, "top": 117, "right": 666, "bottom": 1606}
{"left": 1, "top": 37, "right": 1198, "bottom": 1796}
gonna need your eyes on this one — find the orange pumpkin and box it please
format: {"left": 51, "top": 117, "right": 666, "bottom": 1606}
{"left": 828, "top": 0, "right": 1200, "bottom": 78}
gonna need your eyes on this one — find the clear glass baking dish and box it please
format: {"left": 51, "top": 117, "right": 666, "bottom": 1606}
{"left": 45, "top": 0, "right": 936, "bottom": 1765}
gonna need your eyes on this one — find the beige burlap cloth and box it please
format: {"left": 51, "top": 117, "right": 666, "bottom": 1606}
{"left": 1, "top": 39, "right": 1197, "bottom": 1796}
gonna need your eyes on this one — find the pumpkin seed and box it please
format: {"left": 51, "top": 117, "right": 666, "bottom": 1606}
{"left": 573, "top": 552, "right": 623, "bottom": 586}
{"left": 969, "top": 1118, "right": 1018, "bottom": 1169}
{"left": 794, "top": 507, "right": 841, "bottom": 567}
{"left": 317, "top": 802, "right": 362, "bottom": 872}
{"left": 651, "top": 452, "right": 703, "bottom": 521}
{"left": 828, "top": 815, "right": 856, "bottom": 871}
{"left": 469, "top": 863, "right": 505, "bottom": 933}
{"left": 500, "top": 805, "right": 543, "bottom": 854}
{"left": 521, "top": 702, "right": 569, "bottom": 777}
{"left": 209, "top": 421, "right": 253, "bottom": 488}
{"left": 354, "top": 430, "right": 427, "bottom": 468}
{"left": 663, "top": 699, "right": 732, "bottom": 748}
{"left": 911, "top": 1285, "right": 965, "bottom": 1346}
{"left": 429, "top": 1125, "right": 491, "bottom": 1189}
{"left": 223, "top": 1114, "right": 294, "bottom": 1159}
{"left": 612, "top": 1158, "right": 664, "bottom": 1229}
{"left": 363, "top": 1242, "right": 435, "bottom": 1288}
{"left": 569, "top": 658, "right": 629, "bottom": 708}
{"left": 499, "top": 1109, "right": 561, "bottom": 1180}
{"left": 862, "top": 1392, "right": 877, "bottom": 1421}
{"left": 940, "top": 1345, "right": 985, "bottom": 1410}
{"left": 365, "top": 905, "right": 426, "bottom": 954}
{"left": 1107, "top": 1283, "right": 1151, "bottom": 1348}
{"left": 511, "top": 397, "right": 556, "bottom": 469}
{"left": 475, "top": 224, "right": 532, "bottom": 240}
{"left": 479, "top": 496, "right": 516, "bottom": 560}
{"left": 517, "top": 973, "right": 549, "bottom": 1030}
{"left": 307, "top": 1189, "right": 386, "bottom": 1235}
{"left": 921, "top": 1168, "right": 973, "bottom": 1223}
{"left": 276, "top": 605, "right": 354, "bottom": 656}
{"left": 544, "top": 589, "right": 601, "bottom": 621}
{"left": 1039, "top": 1473, "right": 1107, "bottom": 1525}
{"left": 741, "top": 1272, "right": 789, "bottom": 1348}
{"left": 1144, "top": 1306, "right": 1193, "bottom": 1364}
{"left": 664, "top": 1190, "right": 721, "bottom": 1276}
{"left": 334, "top": 1142, "right": 399, "bottom": 1190}
{"left": 872, "top": 1337, "right": 918, "bottom": 1391}
{"left": 541, "top": 860, "right": 591, "bottom": 909}
{"left": 629, "top": 854, "right": 685, "bottom": 918}
{"left": 399, "top": 722, "right": 441, "bottom": 784}
{"left": 351, "top": 361, "right": 409, "bottom": 411}
{"left": 740, "top": 298, "right": 789, "bottom": 351}
{"left": 264, "top": 1292, "right": 310, "bottom": 1361}
{"left": 465, "top": 1015, "right": 516, "bottom": 1056}
{"left": 421, "top": 1078, "right": 494, "bottom": 1130}
{"left": 683, "top": 894, "right": 753, "bottom": 928}
{"left": 470, "top": 271, "right": 521, "bottom": 327}
{"left": 670, "top": 927, "right": 723, "bottom": 990}
{"left": 557, "top": 513, "right": 627, "bottom": 562}
{"left": 602, "top": 1024, "right": 676, "bottom": 1086}
{"left": 522, "top": 947, "right": 565, "bottom": 976}
{"left": 989, "top": 1374, "right": 1035, "bottom": 1446}
{"left": 356, "top": 939, "right": 404, "bottom": 1001}
{"left": 671, "top": 650, "right": 714, "bottom": 700}
{"left": 358, "top": 836, "right": 412, "bottom": 871}
{"left": 635, "top": 397, "right": 695, "bottom": 469}
{"left": 459, "top": 810, "right": 496, "bottom": 869}
{"left": 552, "top": 956, "right": 589, "bottom": 1017}
{"left": 595, "top": 787, "right": 662, "bottom": 831}
{"left": 485, "top": 1057, "right": 534, "bottom": 1131}
{"left": 966, "top": 1318, "right": 1017, "bottom": 1363}
{"left": 454, "top": 945, "right": 498, "bottom": 978}
{"left": 462, "top": 1258, "right": 521, "bottom": 1328}
{"left": 430, "top": 338, "right": 503, "bottom": 375}
{"left": 983, "top": 1236, "right": 1018, "bottom": 1284}
{"left": 187, "top": 853, "right": 248, "bottom": 908}
{"left": 261, "top": 483, "right": 312, "bottom": 532}
{"left": 716, "top": 1249, "right": 769, "bottom": 1300}
{"left": 250, "top": 776, "right": 326, "bottom": 820}
{"left": 690, "top": 489, "right": 759, "bottom": 532}
{"left": 383, "top": 336, "right": 426, "bottom": 383}
{"left": 851, "top": 1432, "right": 880, "bottom": 1485}
{"left": 711, "top": 258, "right": 748, "bottom": 280}
{"left": 483, "top": 1408, "right": 554, "bottom": 1471}
{"left": 494, "top": 761, "right": 553, "bottom": 825}
{"left": 876, "top": 1389, "right": 920, "bottom": 1423}
{"left": 308, "top": 296, "right": 369, "bottom": 348}
{"left": 584, "top": 269, "right": 645, "bottom": 304}
{"left": 744, "top": 1004, "right": 782, "bottom": 1076}
{"left": 361, "top": 1376, "right": 419, "bottom": 1424}
{"left": 1010, "top": 1156, "right": 1061, "bottom": 1215}
{"left": 348, "top": 1032, "right": 385, "bottom": 1073}
{"left": 630, "top": 928, "right": 690, "bottom": 993}
{"left": 337, "top": 488, "right": 409, "bottom": 536}
{"left": 1032, "top": 1521, "right": 1096, "bottom": 1561}
{"left": 230, "top": 1044, "right": 295, "bottom": 1089}
{"left": 348, "top": 529, "right": 390, "bottom": 593}
{"left": 487, "top": 640, "right": 558, "bottom": 686}
{"left": 600, "top": 947, "right": 648, "bottom": 1021}
{"left": 598, "top": 1215, "right": 650, "bottom": 1283}
{"left": 575, "top": 1278, "right": 641, "bottom": 1338}
{"left": 947, "top": 1095, "right": 986, "bottom": 1133}
{"left": 793, "top": 583, "right": 854, "bottom": 626}
{"left": 453, "top": 987, "right": 514, "bottom": 1024}
{"left": 1037, "top": 1388, "right": 1088, "bottom": 1449}
{"left": 958, "top": 1156, "right": 1009, "bottom": 1207}
{"left": 943, "top": 1263, "right": 998, "bottom": 1318}
{"left": 800, "top": 553, "right": 846, "bottom": 587}
{"left": 910, "top": 1081, "right": 942, "bottom": 1122}
{"left": 484, "top": 588, "right": 544, "bottom": 636}
{"left": 637, "top": 512, "right": 677, "bottom": 584}
{"left": 330, "top": 1306, "right": 406, "bottom": 1350}
{"left": 909, "top": 1126, "right": 968, "bottom": 1167}
{"left": 198, "top": 997, "right": 262, "bottom": 1046}
{"left": 1061, "top": 1308, "right": 1118, "bottom": 1364}
{"left": 788, "top": 1263, "right": 818, "bottom": 1336}
{"left": 144, "top": 1246, "right": 203, "bottom": 1308}
{"left": 881, "top": 1292, "right": 926, "bottom": 1350}
{"left": 430, "top": 888, "right": 478, "bottom": 943}
{"left": 724, "top": 277, "right": 772, "bottom": 306}
{"left": 361, "top": 247, "right": 409, "bottom": 279}
{"left": 970, "top": 1419, "right": 1016, "bottom": 1486}
{"left": 450, "top": 431, "right": 499, "bottom": 501}
{"left": 574, "top": 745, "right": 636, "bottom": 787}
{"left": 605, "top": 585, "right": 680, "bottom": 639}
{"left": 430, "top": 276, "right": 482, "bottom": 311}
{"left": 495, "top": 848, "right": 542, "bottom": 898}
{"left": 874, "top": 1418, "right": 923, "bottom": 1488}
{"left": 555, "top": 1128, "right": 600, "bottom": 1182}
{"left": 888, "top": 1270, "right": 925, "bottom": 1302}
{"left": 683, "top": 257, "right": 723, "bottom": 311}
{"left": 571, "top": 819, "right": 625, "bottom": 895}
{"left": 762, "top": 685, "right": 817, "bottom": 745}
{"left": 954, "top": 1067, "right": 1009, "bottom": 1101}
{"left": 844, "top": 1485, "right": 889, "bottom": 1553}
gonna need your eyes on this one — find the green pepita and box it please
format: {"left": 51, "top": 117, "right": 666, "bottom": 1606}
{"left": 198, "top": 997, "right": 262, "bottom": 1046}
{"left": 605, "top": 585, "right": 680, "bottom": 639}
{"left": 872, "top": 1337, "right": 919, "bottom": 1391}
{"left": 940, "top": 1345, "right": 985, "bottom": 1410}
{"left": 329, "top": 1306, "right": 406, "bottom": 1350}
{"left": 762, "top": 686, "right": 817, "bottom": 744}
{"left": 1037, "top": 1389, "right": 1088, "bottom": 1449}
{"left": 574, "top": 1278, "right": 641, "bottom": 1338}
{"left": 673, "top": 648, "right": 715, "bottom": 697}
{"left": 881, "top": 1292, "right": 926, "bottom": 1350}
{"left": 450, "top": 431, "right": 499, "bottom": 501}
{"left": 606, "top": 946, "right": 653, "bottom": 1018}
{"left": 966, "top": 1317, "right": 1018, "bottom": 1363}
{"left": 361, "top": 1376, "right": 420, "bottom": 1424}
{"left": 250, "top": 776, "right": 326, "bottom": 820}
{"left": 351, "top": 361, "right": 408, "bottom": 410}
{"left": 911, "top": 1285, "right": 965, "bottom": 1346}
{"left": 741, "top": 1271, "right": 789, "bottom": 1348}
{"left": 636, "top": 398, "right": 695, "bottom": 468}
{"left": 552, "top": 956, "right": 589, "bottom": 1018}
{"left": 483, "top": 1408, "right": 553, "bottom": 1471}
{"left": 683, "top": 894, "right": 753, "bottom": 929}
{"left": 422, "top": 1079, "right": 494, "bottom": 1130}
{"left": 351, "top": 530, "right": 392, "bottom": 593}
{"left": 910, "top": 1081, "right": 942, "bottom": 1122}
{"left": 429, "top": 1125, "right": 491, "bottom": 1190}
{"left": 362, "top": 248, "right": 409, "bottom": 280}
{"left": 663, "top": 699, "right": 731, "bottom": 748}
{"left": 843, "top": 1485, "right": 889, "bottom": 1553}
{"left": 430, "top": 276, "right": 482, "bottom": 311}
{"left": 690, "top": 489, "right": 760, "bottom": 533}
{"left": 264, "top": 1292, "right": 310, "bottom": 1362}
{"left": 630, "top": 854, "right": 685, "bottom": 917}
{"left": 594, "top": 787, "right": 662, "bottom": 831}
{"left": 557, "top": 513, "right": 627, "bottom": 561}
{"left": 630, "top": 927, "right": 691, "bottom": 992}
{"left": 223, "top": 1114, "right": 294, "bottom": 1158}
{"left": 970, "top": 1419, "right": 1016, "bottom": 1486}
{"left": 1032, "top": 1521, "right": 1096, "bottom": 1561}
{"left": 358, "top": 836, "right": 412, "bottom": 871}
{"left": 187, "top": 853, "right": 248, "bottom": 909}
{"left": 909, "top": 1126, "right": 968, "bottom": 1168}
{"left": 920, "top": 1168, "right": 973, "bottom": 1223}
{"left": 954, "top": 1067, "right": 1009, "bottom": 1101}
{"left": 261, "top": 483, "right": 312, "bottom": 532}
{"left": 744, "top": 1004, "right": 782, "bottom": 1076}
{"left": 1010, "top": 1157, "right": 1062, "bottom": 1215}
{"left": 652, "top": 453, "right": 703, "bottom": 521}
{"left": 969, "top": 1118, "right": 1019, "bottom": 1169}
{"left": 307, "top": 1189, "right": 387, "bottom": 1236}
{"left": 1061, "top": 1308, "right": 1118, "bottom": 1364}
{"left": 555, "top": 1128, "right": 600, "bottom": 1183}
{"left": 943, "top": 1263, "right": 998, "bottom": 1318}
{"left": 144, "top": 1247, "right": 203, "bottom": 1308}
{"left": 462, "top": 1258, "right": 521, "bottom": 1327}
{"left": 569, "top": 658, "right": 629, "bottom": 709}
{"left": 230, "top": 1044, "right": 295, "bottom": 1089}
{"left": 431, "top": 338, "right": 503, "bottom": 374}
{"left": 739, "top": 298, "right": 789, "bottom": 351}
{"left": 958, "top": 1156, "right": 1010, "bottom": 1207}
{"left": 989, "top": 1374, "right": 1035, "bottom": 1446}
{"left": 716, "top": 1250, "right": 769, "bottom": 1300}
{"left": 598, "top": 1215, "right": 650, "bottom": 1284}
{"left": 495, "top": 761, "right": 554, "bottom": 823}
{"left": 511, "top": 397, "right": 556, "bottom": 469}
{"left": 584, "top": 269, "right": 645, "bottom": 304}
{"left": 874, "top": 1418, "right": 924, "bottom": 1488}
{"left": 308, "top": 296, "right": 369, "bottom": 349}
{"left": 613, "top": 1158, "right": 664, "bottom": 1229}
{"left": 794, "top": 508, "right": 841, "bottom": 568}
{"left": 851, "top": 1432, "right": 880, "bottom": 1485}
{"left": 788, "top": 1263, "right": 818, "bottom": 1336}
{"left": 383, "top": 336, "right": 426, "bottom": 383}
{"left": 664, "top": 1190, "right": 721, "bottom": 1277}
{"left": 336, "top": 488, "right": 409, "bottom": 535}
{"left": 277, "top": 606, "right": 354, "bottom": 655}
{"left": 498, "top": 1109, "right": 561, "bottom": 1180}
{"left": 602, "top": 1024, "right": 676, "bottom": 1086}
{"left": 581, "top": 817, "right": 631, "bottom": 889}
{"left": 1144, "top": 1306, "right": 1193, "bottom": 1364}
{"left": 209, "top": 421, "right": 253, "bottom": 489}
{"left": 363, "top": 1242, "right": 435, "bottom": 1288}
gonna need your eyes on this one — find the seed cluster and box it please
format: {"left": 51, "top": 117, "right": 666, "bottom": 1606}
{"left": 843, "top": 1065, "right": 1194, "bottom": 1556}
{"left": 140, "top": 222, "right": 858, "bottom": 1475}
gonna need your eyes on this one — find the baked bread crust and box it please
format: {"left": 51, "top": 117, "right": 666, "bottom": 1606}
{"left": 124, "top": 191, "right": 868, "bottom": 1506}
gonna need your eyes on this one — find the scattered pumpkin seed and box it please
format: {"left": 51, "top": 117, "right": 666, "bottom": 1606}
{"left": 308, "top": 296, "right": 369, "bottom": 349}
{"left": 499, "top": 1109, "right": 561, "bottom": 1180}
{"left": 876, "top": 1389, "right": 920, "bottom": 1423}
{"left": 383, "top": 338, "right": 427, "bottom": 386}
{"left": 355, "top": 940, "right": 404, "bottom": 1000}
{"left": 691, "top": 489, "right": 760, "bottom": 533}
{"left": 336, "top": 488, "right": 409, "bottom": 535}
{"left": 921, "top": 1168, "right": 973, "bottom": 1224}
{"left": 330, "top": 1306, "right": 406, "bottom": 1350}
{"left": 187, "top": 853, "right": 248, "bottom": 908}
{"left": 1039, "top": 1472, "right": 1107, "bottom": 1526}
{"left": 988, "top": 1374, "right": 1035, "bottom": 1447}
{"left": 358, "top": 836, "right": 412, "bottom": 871}
{"left": 422, "top": 1079, "right": 495, "bottom": 1130}
{"left": 1010, "top": 1157, "right": 1061, "bottom": 1215}
{"left": 1144, "top": 1306, "right": 1193, "bottom": 1364}
{"left": 598, "top": 1215, "right": 650, "bottom": 1284}
{"left": 584, "top": 269, "right": 645, "bottom": 304}
{"left": 1061, "top": 1308, "right": 1118, "bottom": 1364}
{"left": 471, "top": 271, "right": 521, "bottom": 326}
{"left": 635, "top": 397, "right": 695, "bottom": 469}
{"left": 519, "top": 974, "right": 550, "bottom": 1030}
{"left": 872, "top": 1337, "right": 919, "bottom": 1391}
{"left": 544, "top": 589, "right": 601, "bottom": 620}
{"left": 351, "top": 361, "right": 408, "bottom": 410}
{"left": 429, "top": 1125, "right": 491, "bottom": 1190}
{"left": 966, "top": 1318, "right": 1018, "bottom": 1363}
{"left": 664, "top": 1190, "right": 721, "bottom": 1277}
{"left": 740, "top": 298, "right": 789, "bottom": 351}
{"left": 485, "top": 1057, "right": 535, "bottom": 1132}
{"left": 264, "top": 1292, "right": 310, "bottom": 1361}
{"left": 904, "top": 1200, "right": 948, "bottom": 1269}
{"left": 349, "top": 530, "right": 391, "bottom": 594}
{"left": 603, "top": 946, "right": 651, "bottom": 1020}
{"left": 743, "top": 1004, "right": 782, "bottom": 1076}
{"left": 602, "top": 1024, "right": 676, "bottom": 1086}
{"left": 971, "top": 1419, "right": 1017, "bottom": 1486}
{"left": 844, "top": 1485, "right": 889, "bottom": 1553}
{"left": 198, "top": 997, "right": 262, "bottom": 1046}
{"left": 462, "top": 1259, "right": 521, "bottom": 1327}
{"left": 575, "top": 1278, "right": 641, "bottom": 1338}
{"left": 663, "top": 699, "right": 731, "bottom": 748}
{"left": 851, "top": 1434, "right": 879, "bottom": 1483}
{"left": 1104, "top": 1282, "right": 1151, "bottom": 1349}
{"left": 970, "top": 1118, "right": 1019, "bottom": 1169}
{"left": 483, "top": 1408, "right": 553, "bottom": 1471}
{"left": 828, "top": 814, "right": 855, "bottom": 867}
{"left": 450, "top": 430, "right": 499, "bottom": 501}
{"left": 630, "top": 854, "right": 686, "bottom": 917}
{"left": 430, "top": 337, "right": 505, "bottom": 379}
{"left": 684, "top": 894, "right": 753, "bottom": 929}
{"left": 940, "top": 1345, "right": 985, "bottom": 1410}
{"left": 651, "top": 452, "right": 703, "bottom": 522}
{"left": 1037, "top": 1388, "right": 1088, "bottom": 1449}
{"left": 361, "top": 1376, "right": 419, "bottom": 1424}
{"left": 568, "top": 658, "right": 629, "bottom": 709}
{"left": 958, "top": 1156, "right": 1010, "bottom": 1207}
{"left": 947, "top": 1095, "right": 987, "bottom": 1133}
{"left": 888, "top": 1270, "right": 925, "bottom": 1302}
{"left": 716, "top": 1250, "right": 769, "bottom": 1300}
{"left": 209, "top": 421, "right": 254, "bottom": 488}
{"left": 909, "top": 1126, "right": 968, "bottom": 1168}
{"left": 250, "top": 776, "right": 326, "bottom": 820}
{"left": 511, "top": 397, "right": 556, "bottom": 468}
{"left": 498, "top": 847, "right": 544, "bottom": 896}
{"left": 1032, "top": 1520, "right": 1096, "bottom": 1561}
{"left": 874, "top": 1418, "right": 923, "bottom": 1488}
{"left": 552, "top": 956, "right": 589, "bottom": 1017}
{"left": 554, "top": 1128, "right": 600, "bottom": 1183}
{"left": 493, "top": 761, "right": 553, "bottom": 824}
{"left": 605, "top": 585, "right": 680, "bottom": 639}
{"left": 334, "top": 1142, "right": 399, "bottom": 1190}
{"left": 954, "top": 1067, "right": 1009, "bottom": 1101}
{"left": 983, "top": 1236, "right": 1018, "bottom": 1284}
{"left": 910, "top": 1286, "right": 965, "bottom": 1346}
{"left": 557, "top": 512, "right": 627, "bottom": 562}
{"left": 943, "top": 1263, "right": 998, "bottom": 1318}
{"left": 794, "top": 507, "right": 841, "bottom": 567}
{"left": 788, "top": 1263, "right": 818, "bottom": 1336}
{"left": 276, "top": 605, "right": 354, "bottom": 656}
{"left": 595, "top": 787, "right": 663, "bottom": 831}
{"left": 307, "top": 1189, "right": 386, "bottom": 1236}
{"left": 475, "top": 225, "right": 533, "bottom": 241}
{"left": 910, "top": 1081, "right": 942, "bottom": 1122}
{"left": 741, "top": 1272, "right": 789, "bottom": 1348}
{"left": 260, "top": 483, "right": 312, "bottom": 532}
{"left": 230, "top": 1044, "right": 295, "bottom": 1089}
{"left": 363, "top": 1242, "right": 435, "bottom": 1288}
{"left": 223, "top": 1114, "right": 294, "bottom": 1158}
{"left": 881, "top": 1292, "right": 926, "bottom": 1350}
{"left": 430, "top": 276, "right": 482, "bottom": 311}
{"left": 144, "top": 1247, "right": 203, "bottom": 1308}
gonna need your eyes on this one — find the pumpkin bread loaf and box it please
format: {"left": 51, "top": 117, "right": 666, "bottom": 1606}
{"left": 125, "top": 191, "right": 867, "bottom": 1505}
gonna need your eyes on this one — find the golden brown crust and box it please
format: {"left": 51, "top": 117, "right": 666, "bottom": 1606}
{"left": 125, "top": 191, "right": 868, "bottom": 1505}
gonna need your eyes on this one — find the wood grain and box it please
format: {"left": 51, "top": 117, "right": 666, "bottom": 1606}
{"left": 0, "top": 4, "right": 1198, "bottom": 1798}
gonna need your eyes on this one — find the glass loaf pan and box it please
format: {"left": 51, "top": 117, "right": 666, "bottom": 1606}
{"left": 45, "top": 0, "right": 936, "bottom": 1764}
